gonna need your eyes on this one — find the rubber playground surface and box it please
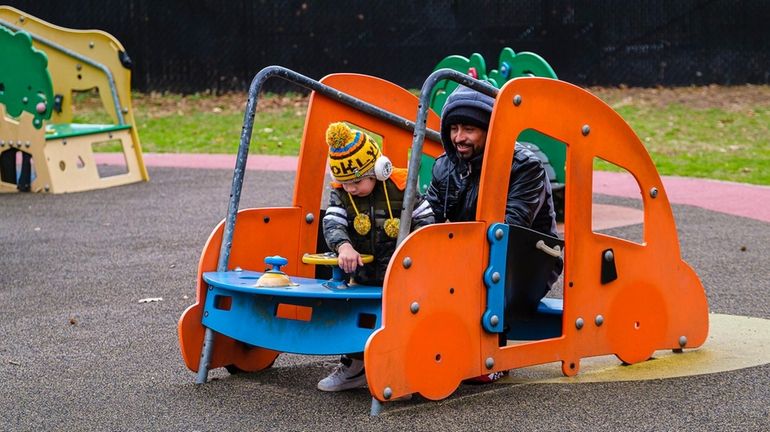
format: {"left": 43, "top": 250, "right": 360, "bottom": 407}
{"left": 1, "top": 156, "right": 769, "bottom": 431}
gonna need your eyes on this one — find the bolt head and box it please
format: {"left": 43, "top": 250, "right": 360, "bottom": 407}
{"left": 513, "top": 95, "right": 522, "bottom": 106}
{"left": 495, "top": 228, "right": 504, "bottom": 240}
{"left": 485, "top": 357, "right": 495, "bottom": 369}
{"left": 650, "top": 187, "right": 659, "bottom": 198}
{"left": 491, "top": 272, "right": 500, "bottom": 284}
{"left": 305, "top": 213, "right": 314, "bottom": 223}
{"left": 402, "top": 257, "right": 412, "bottom": 269}
{"left": 604, "top": 250, "right": 614, "bottom": 262}
{"left": 383, "top": 387, "right": 392, "bottom": 399}
{"left": 490, "top": 315, "right": 499, "bottom": 326}
{"left": 410, "top": 302, "right": 420, "bottom": 314}
{"left": 575, "top": 317, "right": 584, "bottom": 329}
{"left": 595, "top": 315, "right": 604, "bottom": 326}
{"left": 581, "top": 125, "right": 591, "bottom": 136}
{"left": 678, "top": 335, "right": 687, "bottom": 347}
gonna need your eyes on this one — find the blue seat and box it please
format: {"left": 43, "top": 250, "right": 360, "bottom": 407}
{"left": 505, "top": 297, "right": 564, "bottom": 340}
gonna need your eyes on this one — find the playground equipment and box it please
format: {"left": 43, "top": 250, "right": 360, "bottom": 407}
{"left": 177, "top": 66, "right": 709, "bottom": 416}
{"left": 0, "top": 6, "right": 147, "bottom": 193}
{"left": 421, "top": 48, "right": 565, "bottom": 219}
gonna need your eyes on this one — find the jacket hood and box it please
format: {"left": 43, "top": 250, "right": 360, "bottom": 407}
{"left": 440, "top": 86, "right": 496, "bottom": 164}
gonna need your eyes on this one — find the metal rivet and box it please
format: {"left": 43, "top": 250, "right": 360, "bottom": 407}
{"left": 25, "top": 141, "right": 30, "bottom": 148}
{"left": 491, "top": 272, "right": 500, "bottom": 283}
{"left": 122, "top": 107, "right": 129, "bottom": 114}
{"left": 44, "top": 185, "right": 50, "bottom": 192}
{"left": 575, "top": 317, "right": 584, "bottom": 329}
{"left": 495, "top": 228, "right": 504, "bottom": 240}
{"left": 402, "top": 257, "right": 412, "bottom": 269}
{"left": 604, "top": 250, "right": 614, "bottom": 262}
{"left": 581, "top": 125, "right": 590, "bottom": 136}
{"left": 305, "top": 213, "right": 314, "bottom": 223}
{"left": 22, "top": 96, "right": 28, "bottom": 104}
{"left": 204, "top": 311, "right": 209, "bottom": 317}
{"left": 89, "top": 41, "right": 95, "bottom": 48}
{"left": 650, "top": 187, "right": 658, "bottom": 198}
{"left": 410, "top": 302, "right": 420, "bottom": 314}
{"left": 19, "top": 16, "right": 25, "bottom": 22}
{"left": 383, "top": 387, "right": 392, "bottom": 400}
{"left": 595, "top": 315, "right": 604, "bottom": 326}
{"left": 513, "top": 95, "right": 522, "bottom": 106}
{"left": 76, "top": 64, "right": 82, "bottom": 71}
{"left": 485, "top": 357, "right": 495, "bottom": 369}
{"left": 234, "top": 267, "right": 243, "bottom": 272}
{"left": 490, "top": 315, "right": 499, "bottom": 326}
{"left": 679, "top": 335, "right": 687, "bottom": 348}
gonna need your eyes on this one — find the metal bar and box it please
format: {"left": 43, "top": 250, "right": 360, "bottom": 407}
{"left": 370, "top": 397, "right": 384, "bottom": 416}
{"left": 0, "top": 19, "right": 126, "bottom": 125}
{"left": 395, "top": 69, "right": 499, "bottom": 246}
{"left": 195, "top": 327, "right": 216, "bottom": 384}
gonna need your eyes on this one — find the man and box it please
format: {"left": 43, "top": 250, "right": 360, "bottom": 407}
{"left": 426, "top": 86, "right": 563, "bottom": 383}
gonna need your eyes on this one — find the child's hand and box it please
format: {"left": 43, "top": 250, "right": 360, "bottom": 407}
{"left": 337, "top": 243, "right": 364, "bottom": 273}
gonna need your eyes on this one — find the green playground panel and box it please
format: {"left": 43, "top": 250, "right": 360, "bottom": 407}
{"left": 1, "top": 25, "right": 131, "bottom": 142}
{"left": 0, "top": 25, "right": 53, "bottom": 129}
{"left": 419, "top": 48, "right": 563, "bottom": 193}
{"left": 44, "top": 123, "right": 131, "bottom": 140}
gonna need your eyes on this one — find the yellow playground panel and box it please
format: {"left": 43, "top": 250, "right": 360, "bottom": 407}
{"left": 0, "top": 6, "right": 147, "bottom": 193}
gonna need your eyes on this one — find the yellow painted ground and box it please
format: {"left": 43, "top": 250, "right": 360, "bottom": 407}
{"left": 500, "top": 314, "right": 770, "bottom": 384}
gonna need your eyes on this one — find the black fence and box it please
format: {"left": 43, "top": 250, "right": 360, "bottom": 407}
{"left": 4, "top": 0, "right": 770, "bottom": 93}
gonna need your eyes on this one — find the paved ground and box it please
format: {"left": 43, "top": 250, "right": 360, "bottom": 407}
{"left": 1, "top": 165, "right": 769, "bottom": 431}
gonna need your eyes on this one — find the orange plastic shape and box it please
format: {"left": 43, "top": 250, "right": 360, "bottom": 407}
{"left": 364, "top": 77, "right": 708, "bottom": 402}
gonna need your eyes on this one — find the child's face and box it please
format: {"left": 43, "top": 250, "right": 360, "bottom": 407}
{"left": 342, "top": 177, "right": 376, "bottom": 197}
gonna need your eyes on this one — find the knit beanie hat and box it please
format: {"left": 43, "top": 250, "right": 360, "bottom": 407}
{"left": 326, "top": 122, "right": 382, "bottom": 183}
{"left": 440, "top": 86, "right": 495, "bottom": 147}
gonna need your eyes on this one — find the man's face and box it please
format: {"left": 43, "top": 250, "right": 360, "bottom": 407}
{"left": 450, "top": 123, "right": 487, "bottom": 160}
{"left": 341, "top": 176, "right": 376, "bottom": 197}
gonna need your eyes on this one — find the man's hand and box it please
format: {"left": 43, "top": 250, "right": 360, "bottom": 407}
{"left": 337, "top": 242, "right": 364, "bottom": 273}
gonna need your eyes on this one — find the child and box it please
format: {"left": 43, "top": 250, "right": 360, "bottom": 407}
{"left": 318, "top": 122, "right": 434, "bottom": 392}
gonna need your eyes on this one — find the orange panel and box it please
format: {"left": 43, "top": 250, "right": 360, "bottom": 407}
{"left": 476, "top": 77, "right": 707, "bottom": 373}
{"left": 365, "top": 222, "right": 494, "bottom": 401}
{"left": 178, "top": 208, "right": 303, "bottom": 372}
{"left": 367, "top": 77, "right": 707, "bottom": 402}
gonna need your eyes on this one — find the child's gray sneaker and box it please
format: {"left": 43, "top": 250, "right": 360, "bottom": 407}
{"left": 317, "top": 356, "right": 367, "bottom": 392}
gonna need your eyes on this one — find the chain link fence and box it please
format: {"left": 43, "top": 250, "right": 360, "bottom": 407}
{"left": 5, "top": 0, "right": 769, "bottom": 92}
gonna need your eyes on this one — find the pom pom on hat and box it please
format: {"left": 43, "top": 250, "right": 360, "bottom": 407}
{"left": 325, "top": 122, "right": 381, "bottom": 183}
{"left": 326, "top": 122, "right": 355, "bottom": 149}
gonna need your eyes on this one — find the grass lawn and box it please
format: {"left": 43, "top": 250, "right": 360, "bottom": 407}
{"left": 72, "top": 85, "right": 769, "bottom": 185}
